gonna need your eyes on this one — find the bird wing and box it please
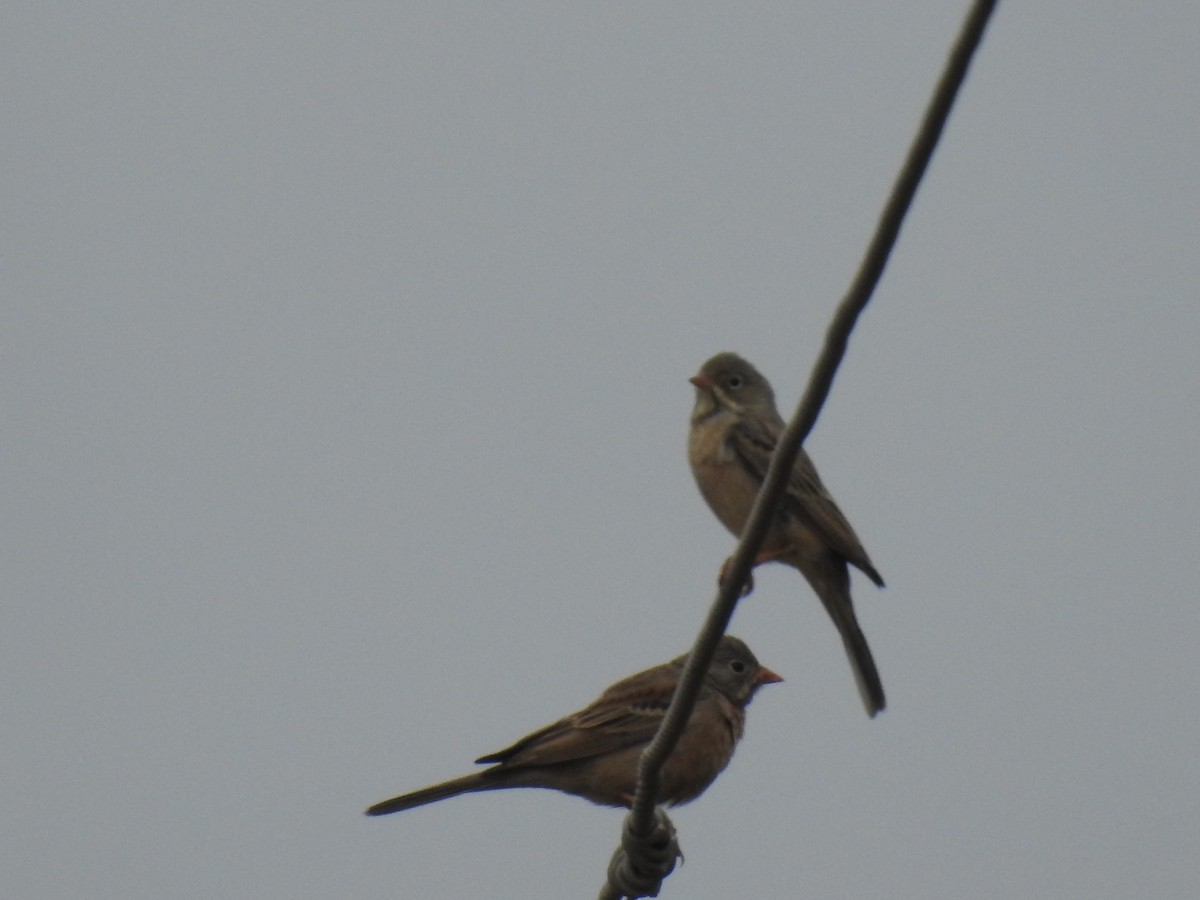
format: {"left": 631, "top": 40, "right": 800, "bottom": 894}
{"left": 728, "top": 415, "right": 884, "bottom": 586}
{"left": 475, "top": 674, "right": 677, "bottom": 769}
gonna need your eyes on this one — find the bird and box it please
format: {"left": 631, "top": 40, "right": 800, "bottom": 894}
{"left": 364, "top": 635, "right": 781, "bottom": 816}
{"left": 688, "top": 351, "right": 887, "bottom": 717}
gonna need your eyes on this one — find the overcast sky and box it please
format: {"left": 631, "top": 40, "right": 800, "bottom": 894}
{"left": 6, "top": 3, "right": 1199, "bottom": 898}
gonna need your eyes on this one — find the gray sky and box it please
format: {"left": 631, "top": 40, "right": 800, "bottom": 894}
{"left": 6, "top": 3, "right": 1199, "bottom": 898}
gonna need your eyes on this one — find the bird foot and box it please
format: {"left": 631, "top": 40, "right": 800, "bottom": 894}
{"left": 718, "top": 557, "right": 755, "bottom": 597}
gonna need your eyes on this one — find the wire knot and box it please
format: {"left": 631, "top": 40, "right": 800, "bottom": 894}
{"left": 603, "top": 807, "right": 682, "bottom": 899}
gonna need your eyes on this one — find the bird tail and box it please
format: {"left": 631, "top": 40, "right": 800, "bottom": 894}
{"left": 832, "top": 605, "right": 887, "bottom": 718}
{"left": 365, "top": 771, "right": 500, "bottom": 816}
{"left": 811, "top": 568, "right": 886, "bottom": 717}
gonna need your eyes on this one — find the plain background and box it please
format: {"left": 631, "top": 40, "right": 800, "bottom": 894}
{"left": 5, "top": 3, "right": 1199, "bottom": 898}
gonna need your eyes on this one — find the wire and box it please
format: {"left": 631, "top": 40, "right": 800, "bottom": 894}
{"left": 597, "top": 1, "right": 1000, "bottom": 896}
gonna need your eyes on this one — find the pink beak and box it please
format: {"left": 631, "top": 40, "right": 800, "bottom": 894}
{"left": 757, "top": 667, "right": 784, "bottom": 686}
{"left": 689, "top": 373, "right": 715, "bottom": 389}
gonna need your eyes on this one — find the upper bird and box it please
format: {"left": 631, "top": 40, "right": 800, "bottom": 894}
{"left": 365, "top": 635, "right": 781, "bottom": 816}
{"left": 688, "top": 352, "right": 886, "bottom": 717}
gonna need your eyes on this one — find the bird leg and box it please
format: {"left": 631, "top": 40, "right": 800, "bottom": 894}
{"left": 717, "top": 545, "right": 793, "bottom": 597}
{"left": 752, "top": 546, "right": 789, "bottom": 565}
{"left": 718, "top": 557, "right": 755, "bottom": 597}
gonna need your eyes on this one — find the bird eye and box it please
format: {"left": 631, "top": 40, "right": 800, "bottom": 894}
{"left": 729, "top": 659, "right": 747, "bottom": 674}
{"left": 726, "top": 375, "right": 743, "bottom": 389}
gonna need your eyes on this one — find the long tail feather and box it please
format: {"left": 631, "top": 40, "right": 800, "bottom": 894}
{"left": 806, "top": 561, "right": 887, "bottom": 717}
{"left": 365, "top": 772, "right": 499, "bottom": 816}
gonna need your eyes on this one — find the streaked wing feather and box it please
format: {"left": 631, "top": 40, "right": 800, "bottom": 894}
{"left": 728, "top": 417, "right": 882, "bottom": 582}
{"left": 476, "top": 679, "right": 674, "bottom": 769}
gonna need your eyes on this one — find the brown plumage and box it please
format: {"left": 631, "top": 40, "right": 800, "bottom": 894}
{"left": 365, "top": 635, "right": 780, "bottom": 816}
{"left": 689, "top": 352, "right": 887, "bottom": 717}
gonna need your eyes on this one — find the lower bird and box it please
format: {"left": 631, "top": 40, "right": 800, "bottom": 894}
{"left": 365, "top": 635, "right": 780, "bottom": 816}
{"left": 688, "top": 352, "right": 887, "bottom": 717}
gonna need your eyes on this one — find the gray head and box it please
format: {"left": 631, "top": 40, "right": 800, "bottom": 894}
{"left": 689, "top": 352, "right": 778, "bottom": 421}
{"left": 673, "top": 635, "right": 783, "bottom": 707}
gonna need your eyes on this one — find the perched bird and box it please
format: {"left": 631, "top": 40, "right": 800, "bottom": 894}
{"left": 365, "top": 635, "right": 780, "bottom": 816}
{"left": 688, "top": 352, "right": 887, "bottom": 717}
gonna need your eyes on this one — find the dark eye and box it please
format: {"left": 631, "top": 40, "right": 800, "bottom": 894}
{"left": 729, "top": 659, "right": 747, "bottom": 674}
{"left": 726, "top": 374, "right": 743, "bottom": 389}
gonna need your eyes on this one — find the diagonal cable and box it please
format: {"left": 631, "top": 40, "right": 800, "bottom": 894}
{"left": 598, "top": 1, "right": 999, "bottom": 896}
